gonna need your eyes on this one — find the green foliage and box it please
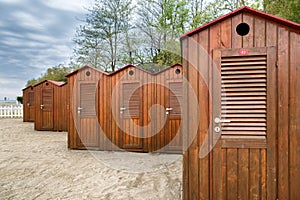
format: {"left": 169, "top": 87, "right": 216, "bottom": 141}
{"left": 26, "top": 65, "right": 72, "bottom": 87}
{"left": 72, "top": 0, "right": 133, "bottom": 71}
{"left": 17, "top": 96, "right": 23, "bottom": 104}
{"left": 70, "top": 0, "right": 299, "bottom": 74}
{"left": 264, "top": 0, "right": 300, "bottom": 23}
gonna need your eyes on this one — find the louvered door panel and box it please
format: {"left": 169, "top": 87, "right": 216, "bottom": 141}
{"left": 169, "top": 82, "right": 183, "bottom": 116}
{"left": 42, "top": 88, "right": 53, "bottom": 111}
{"left": 221, "top": 55, "right": 267, "bottom": 140}
{"left": 123, "top": 82, "right": 140, "bottom": 118}
{"left": 80, "top": 83, "right": 96, "bottom": 117}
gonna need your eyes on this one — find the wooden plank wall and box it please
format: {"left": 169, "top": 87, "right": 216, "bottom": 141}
{"left": 34, "top": 81, "right": 68, "bottom": 131}
{"left": 22, "top": 86, "right": 35, "bottom": 122}
{"left": 67, "top": 67, "right": 106, "bottom": 149}
{"left": 181, "top": 11, "right": 300, "bottom": 199}
{"left": 108, "top": 66, "right": 154, "bottom": 152}
{"left": 57, "top": 83, "right": 68, "bottom": 131}
{"left": 67, "top": 65, "right": 183, "bottom": 153}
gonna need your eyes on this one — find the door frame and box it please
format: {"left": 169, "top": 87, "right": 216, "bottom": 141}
{"left": 75, "top": 80, "right": 99, "bottom": 149}
{"left": 41, "top": 87, "right": 54, "bottom": 130}
{"left": 119, "top": 80, "right": 143, "bottom": 151}
{"left": 211, "top": 46, "right": 277, "bottom": 199}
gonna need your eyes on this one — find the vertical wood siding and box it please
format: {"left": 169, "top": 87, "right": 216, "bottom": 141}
{"left": 67, "top": 65, "right": 183, "bottom": 153}
{"left": 22, "top": 86, "right": 35, "bottom": 122}
{"left": 181, "top": 10, "right": 300, "bottom": 200}
{"left": 34, "top": 80, "right": 68, "bottom": 131}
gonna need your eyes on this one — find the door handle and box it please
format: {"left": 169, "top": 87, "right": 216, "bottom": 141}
{"left": 214, "top": 117, "right": 231, "bottom": 123}
{"left": 40, "top": 105, "right": 44, "bottom": 109}
{"left": 120, "top": 107, "right": 126, "bottom": 114}
{"left": 77, "top": 107, "right": 83, "bottom": 114}
{"left": 166, "top": 107, "right": 173, "bottom": 111}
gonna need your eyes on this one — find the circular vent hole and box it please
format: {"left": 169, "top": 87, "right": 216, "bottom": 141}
{"left": 86, "top": 71, "right": 91, "bottom": 76}
{"left": 129, "top": 70, "right": 134, "bottom": 76}
{"left": 236, "top": 23, "right": 250, "bottom": 36}
{"left": 175, "top": 69, "right": 181, "bottom": 74}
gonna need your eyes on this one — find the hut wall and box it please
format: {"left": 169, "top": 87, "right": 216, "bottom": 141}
{"left": 22, "top": 86, "right": 35, "bottom": 122}
{"left": 151, "top": 65, "right": 183, "bottom": 153}
{"left": 34, "top": 81, "right": 68, "bottom": 131}
{"left": 67, "top": 67, "right": 107, "bottom": 150}
{"left": 181, "top": 9, "right": 300, "bottom": 200}
{"left": 108, "top": 66, "right": 154, "bottom": 152}
{"left": 67, "top": 65, "right": 183, "bottom": 153}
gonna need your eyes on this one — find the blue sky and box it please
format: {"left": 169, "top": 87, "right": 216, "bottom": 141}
{"left": 0, "top": 0, "right": 93, "bottom": 100}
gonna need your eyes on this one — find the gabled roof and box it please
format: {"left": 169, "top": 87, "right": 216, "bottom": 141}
{"left": 108, "top": 63, "right": 182, "bottom": 76}
{"left": 22, "top": 85, "right": 34, "bottom": 91}
{"left": 181, "top": 6, "right": 300, "bottom": 39}
{"left": 153, "top": 63, "right": 182, "bottom": 75}
{"left": 33, "top": 80, "right": 66, "bottom": 87}
{"left": 108, "top": 64, "right": 154, "bottom": 76}
{"left": 65, "top": 65, "right": 109, "bottom": 77}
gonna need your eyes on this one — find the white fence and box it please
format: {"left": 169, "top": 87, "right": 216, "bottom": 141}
{"left": 0, "top": 105, "right": 23, "bottom": 118}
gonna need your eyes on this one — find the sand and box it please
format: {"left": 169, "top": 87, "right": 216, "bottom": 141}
{"left": 0, "top": 119, "right": 182, "bottom": 200}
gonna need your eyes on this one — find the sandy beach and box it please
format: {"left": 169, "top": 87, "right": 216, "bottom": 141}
{"left": 0, "top": 119, "right": 182, "bottom": 199}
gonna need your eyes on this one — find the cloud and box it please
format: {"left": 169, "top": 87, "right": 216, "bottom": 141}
{"left": 42, "top": 0, "right": 93, "bottom": 13}
{"left": 0, "top": 0, "right": 91, "bottom": 99}
{"left": 0, "top": 0, "right": 25, "bottom": 4}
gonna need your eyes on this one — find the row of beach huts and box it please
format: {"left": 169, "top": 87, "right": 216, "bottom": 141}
{"left": 22, "top": 7, "right": 300, "bottom": 200}
{"left": 23, "top": 64, "right": 183, "bottom": 153}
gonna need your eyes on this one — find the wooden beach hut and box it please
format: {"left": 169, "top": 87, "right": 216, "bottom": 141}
{"left": 34, "top": 80, "right": 68, "bottom": 131}
{"left": 66, "top": 66, "right": 109, "bottom": 150}
{"left": 150, "top": 63, "right": 183, "bottom": 153}
{"left": 180, "top": 6, "right": 300, "bottom": 199}
{"left": 22, "top": 85, "right": 35, "bottom": 122}
{"left": 66, "top": 64, "right": 184, "bottom": 153}
{"left": 108, "top": 64, "right": 155, "bottom": 152}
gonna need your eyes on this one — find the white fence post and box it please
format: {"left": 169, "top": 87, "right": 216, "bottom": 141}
{"left": 0, "top": 104, "right": 23, "bottom": 118}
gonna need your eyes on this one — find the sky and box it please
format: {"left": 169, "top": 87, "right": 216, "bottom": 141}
{"left": 0, "top": 0, "right": 93, "bottom": 100}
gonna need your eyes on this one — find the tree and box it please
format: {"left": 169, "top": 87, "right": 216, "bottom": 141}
{"left": 26, "top": 65, "right": 72, "bottom": 87}
{"left": 136, "top": 0, "right": 189, "bottom": 71}
{"left": 263, "top": 0, "right": 300, "bottom": 23}
{"left": 72, "top": 0, "right": 133, "bottom": 71}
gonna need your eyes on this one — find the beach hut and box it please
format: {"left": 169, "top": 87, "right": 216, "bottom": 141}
{"left": 22, "top": 85, "right": 35, "bottom": 122}
{"left": 150, "top": 63, "right": 183, "bottom": 153}
{"left": 34, "top": 80, "right": 68, "bottom": 131}
{"left": 66, "top": 66, "right": 109, "bottom": 150}
{"left": 180, "top": 6, "right": 300, "bottom": 199}
{"left": 66, "top": 64, "right": 184, "bottom": 153}
{"left": 108, "top": 64, "right": 155, "bottom": 152}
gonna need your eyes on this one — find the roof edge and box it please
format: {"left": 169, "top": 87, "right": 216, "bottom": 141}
{"left": 181, "top": 6, "right": 300, "bottom": 39}
{"left": 65, "top": 65, "right": 109, "bottom": 77}
{"left": 33, "top": 80, "right": 66, "bottom": 87}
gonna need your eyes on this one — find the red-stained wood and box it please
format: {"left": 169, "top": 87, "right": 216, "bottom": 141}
{"left": 277, "top": 27, "right": 289, "bottom": 200}
{"left": 66, "top": 64, "right": 183, "bottom": 153}
{"left": 181, "top": 7, "right": 299, "bottom": 200}
{"left": 289, "top": 31, "right": 300, "bottom": 199}
{"left": 33, "top": 80, "right": 67, "bottom": 131}
{"left": 22, "top": 86, "right": 35, "bottom": 122}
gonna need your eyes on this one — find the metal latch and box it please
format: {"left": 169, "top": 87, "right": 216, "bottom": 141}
{"left": 77, "top": 107, "right": 83, "bottom": 114}
{"left": 214, "top": 117, "right": 231, "bottom": 123}
{"left": 120, "top": 107, "right": 126, "bottom": 114}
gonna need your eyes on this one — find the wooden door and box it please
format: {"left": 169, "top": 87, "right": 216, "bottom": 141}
{"left": 212, "top": 47, "right": 277, "bottom": 199}
{"left": 120, "top": 82, "right": 143, "bottom": 151}
{"left": 28, "top": 91, "right": 35, "bottom": 121}
{"left": 164, "top": 81, "right": 183, "bottom": 152}
{"left": 41, "top": 88, "right": 53, "bottom": 130}
{"left": 76, "top": 81, "right": 99, "bottom": 148}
